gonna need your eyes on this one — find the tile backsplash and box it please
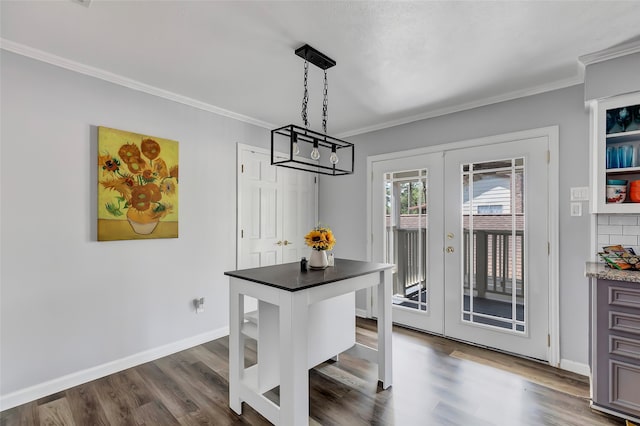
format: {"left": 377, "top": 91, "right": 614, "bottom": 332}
{"left": 597, "top": 214, "right": 640, "bottom": 253}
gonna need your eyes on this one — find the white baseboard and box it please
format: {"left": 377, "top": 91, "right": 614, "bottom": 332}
{"left": 355, "top": 308, "right": 368, "bottom": 318}
{"left": 0, "top": 326, "right": 228, "bottom": 411}
{"left": 559, "top": 358, "right": 591, "bottom": 377}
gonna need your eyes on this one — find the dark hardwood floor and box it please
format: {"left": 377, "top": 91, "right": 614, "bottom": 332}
{"left": 1, "top": 318, "right": 625, "bottom": 425}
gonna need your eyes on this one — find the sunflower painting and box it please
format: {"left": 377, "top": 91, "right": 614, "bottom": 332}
{"left": 98, "top": 127, "right": 179, "bottom": 241}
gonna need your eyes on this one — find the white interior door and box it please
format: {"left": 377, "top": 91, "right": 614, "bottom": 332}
{"left": 281, "top": 168, "right": 317, "bottom": 263}
{"left": 371, "top": 153, "right": 444, "bottom": 334}
{"left": 443, "top": 137, "right": 550, "bottom": 361}
{"left": 237, "top": 144, "right": 317, "bottom": 270}
{"left": 238, "top": 147, "right": 282, "bottom": 268}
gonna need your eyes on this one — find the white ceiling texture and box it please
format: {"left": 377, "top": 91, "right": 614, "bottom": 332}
{"left": 2, "top": 1, "right": 640, "bottom": 136}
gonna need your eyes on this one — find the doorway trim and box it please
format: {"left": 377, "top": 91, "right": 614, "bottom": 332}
{"left": 366, "top": 126, "right": 559, "bottom": 367}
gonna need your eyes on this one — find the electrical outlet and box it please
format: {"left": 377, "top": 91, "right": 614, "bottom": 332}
{"left": 194, "top": 297, "right": 205, "bottom": 314}
{"left": 570, "top": 202, "right": 582, "bottom": 217}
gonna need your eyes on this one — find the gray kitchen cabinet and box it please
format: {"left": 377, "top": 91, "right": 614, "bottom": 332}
{"left": 590, "top": 270, "right": 640, "bottom": 423}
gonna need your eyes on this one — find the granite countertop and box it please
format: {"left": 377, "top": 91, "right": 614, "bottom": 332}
{"left": 585, "top": 262, "right": 640, "bottom": 283}
{"left": 225, "top": 258, "right": 394, "bottom": 292}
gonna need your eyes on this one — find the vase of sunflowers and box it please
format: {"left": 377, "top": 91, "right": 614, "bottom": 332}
{"left": 304, "top": 225, "right": 336, "bottom": 269}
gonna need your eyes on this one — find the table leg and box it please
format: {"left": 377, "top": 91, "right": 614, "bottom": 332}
{"left": 279, "top": 291, "right": 309, "bottom": 426}
{"left": 377, "top": 269, "right": 393, "bottom": 389}
{"left": 229, "top": 283, "right": 244, "bottom": 414}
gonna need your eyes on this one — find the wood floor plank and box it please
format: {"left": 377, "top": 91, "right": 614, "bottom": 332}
{"left": 65, "top": 383, "right": 110, "bottom": 426}
{"left": 37, "top": 397, "right": 75, "bottom": 426}
{"left": 133, "top": 400, "right": 180, "bottom": 426}
{"left": 450, "top": 349, "right": 589, "bottom": 398}
{"left": 0, "top": 401, "right": 39, "bottom": 426}
{"left": 155, "top": 355, "right": 239, "bottom": 426}
{"left": 136, "top": 363, "right": 199, "bottom": 419}
{"left": 91, "top": 369, "right": 152, "bottom": 426}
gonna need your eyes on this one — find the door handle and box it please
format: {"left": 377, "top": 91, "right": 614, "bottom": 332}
{"left": 446, "top": 246, "right": 454, "bottom": 253}
{"left": 283, "top": 240, "right": 292, "bottom": 246}
{"left": 276, "top": 240, "right": 283, "bottom": 246}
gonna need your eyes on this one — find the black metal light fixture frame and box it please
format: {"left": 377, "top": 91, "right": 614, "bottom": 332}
{"left": 270, "top": 44, "right": 354, "bottom": 176}
{"left": 271, "top": 124, "right": 355, "bottom": 176}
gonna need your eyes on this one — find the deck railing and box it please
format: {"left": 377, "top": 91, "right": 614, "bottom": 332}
{"left": 387, "top": 227, "right": 523, "bottom": 300}
{"left": 463, "top": 229, "right": 524, "bottom": 299}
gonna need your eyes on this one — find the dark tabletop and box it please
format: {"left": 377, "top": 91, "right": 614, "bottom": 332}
{"left": 224, "top": 258, "right": 393, "bottom": 292}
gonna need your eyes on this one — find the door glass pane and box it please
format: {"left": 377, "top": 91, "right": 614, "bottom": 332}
{"left": 462, "top": 158, "right": 525, "bottom": 333}
{"left": 385, "top": 169, "right": 428, "bottom": 312}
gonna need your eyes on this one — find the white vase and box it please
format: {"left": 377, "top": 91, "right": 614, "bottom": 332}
{"left": 309, "top": 249, "right": 328, "bottom": 269}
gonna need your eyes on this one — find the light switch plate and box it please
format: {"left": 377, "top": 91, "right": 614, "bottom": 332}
{"left": 570, "top": 187, "right": 589, "bottom": 201}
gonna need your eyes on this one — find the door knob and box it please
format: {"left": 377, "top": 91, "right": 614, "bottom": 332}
{"left": 447, "top": 232, "right": 454, "bottom": 240}
{"left": 446, "top": 246, "right": 454, "bottom": 253}
{"left": 276, "top": 240, "right": 283, "bottom": 246}
{"left": 283, "top": 240, "right": 292, "bottom": 246}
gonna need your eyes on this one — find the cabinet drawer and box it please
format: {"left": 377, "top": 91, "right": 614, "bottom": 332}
{"left": 609, "top": 285, "right": 640, "bottom": 309}
{"left": 610, "top": 360, "right": 640, "bottom": 414}
{"left": 610, "top": 311, "right": 640, "bottom": 336}
{"left": 610, "top": 335, "right": 640, "bottom": 361}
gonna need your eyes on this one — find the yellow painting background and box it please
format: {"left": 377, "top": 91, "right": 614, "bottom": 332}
{"left": 98, "top": 127, "right": 179, "bottom": 241}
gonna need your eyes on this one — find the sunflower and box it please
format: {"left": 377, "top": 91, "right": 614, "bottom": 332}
{"left": 141, "top": 138, "right": 161, "bottom": 160}
{"left": 101, "top": 176, "right": 134, "bottom": 200}
{"left": 153, "top": 158, "right": 170, "bottom": 178}
{"left": 159, "top": 178, "right": 177, "bottom": 195}
{"left": 118, "top": 143, "right": 141, "bottom": 163}
{"left": 304, "top": 226, "right": 336, "bottom": 250}
{"left": 98, "top": 153, "right": 120, "bottom": 177}
{"left": 169, "top": 165, "right": 179, "bottom": 180}
{"left": 145, "top": 183, "right": 162, "bottom": 202}
{"left": 125, "top": 157, "right": 148, "bottom": 175}
{"left": 305, "top": 230, "right": 324, "bottom": 247}
{"left": 130, "top": 185, "right": 152, "bottom": 211}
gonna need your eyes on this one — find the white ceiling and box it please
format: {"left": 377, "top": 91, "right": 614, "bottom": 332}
{"left": 2, "top": 1, "right": 640, "bottom": 136}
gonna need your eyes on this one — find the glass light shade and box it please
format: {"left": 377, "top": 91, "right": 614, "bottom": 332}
{"left": 329, "top": 151, "right": 339, "bottom": 164}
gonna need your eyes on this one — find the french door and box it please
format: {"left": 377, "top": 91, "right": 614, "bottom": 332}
{"left": 443, "top": 138, "right": 549, "bottom": 360}
{"left": 371, "top": 153, "right": 444, "bottom": 334}
{"left": 370, "top": 131, "right": 553, "bottom": 361}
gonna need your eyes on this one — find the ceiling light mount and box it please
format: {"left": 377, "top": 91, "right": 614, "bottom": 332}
{"left": 271, "top": 44, "right": 354, "bottom": 176}
{"left": 294, "top": 44, "right": 336, "bottom": 70}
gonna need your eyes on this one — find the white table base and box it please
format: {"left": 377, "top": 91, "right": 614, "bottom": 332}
{"left": 228, "top": 269, "right": 392, "bottom": 426}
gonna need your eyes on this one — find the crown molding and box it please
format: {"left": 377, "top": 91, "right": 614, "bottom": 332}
{"left": 1, "top": 38, "right": 591, "bottom": 140}
{"left": 0, "top": 38, "right": 274, "bottom": 130}
{"left": 578, "top": 39, "right": 640, "bottom": 66}
{"left": 337, "top": 74, "right": 584, "bottom": 138}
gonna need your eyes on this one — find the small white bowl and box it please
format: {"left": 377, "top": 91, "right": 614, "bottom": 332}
{"left": 606, "top": 184, "right": 627, "bottom": 203}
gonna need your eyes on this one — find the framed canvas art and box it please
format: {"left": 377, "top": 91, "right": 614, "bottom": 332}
{"left": 98, "top": 126, "right": 179, "bottom": 241}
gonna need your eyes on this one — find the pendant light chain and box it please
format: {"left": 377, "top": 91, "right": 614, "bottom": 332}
{"left": 322, "top": 70, "right": 328, "bottom": 134}
{"left": 301, "top": 59, "right": 310, "bottom": 128}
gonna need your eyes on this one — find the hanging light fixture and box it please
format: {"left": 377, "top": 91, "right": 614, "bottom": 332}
{"left": 271, "top": 44, "right": 354, "bottom": 176}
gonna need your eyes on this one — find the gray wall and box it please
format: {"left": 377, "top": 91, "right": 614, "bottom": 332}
{"left": 320, "top": 84, "right": 592, "bottom": 367}
{"left": 0, "top": 51, "right": 269, "bottom": 398}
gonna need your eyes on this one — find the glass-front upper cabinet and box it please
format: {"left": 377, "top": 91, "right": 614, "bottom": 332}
{"left": 592, "top": 92, "right": 640, "bottom": 213}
